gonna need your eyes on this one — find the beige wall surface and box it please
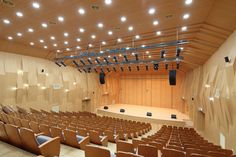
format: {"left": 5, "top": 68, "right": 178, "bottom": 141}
{"left": 0, "top": 51, "right": 101, "bottom": 113}
{"left": 182, "top": 30, "right": 236, "bottom": 151}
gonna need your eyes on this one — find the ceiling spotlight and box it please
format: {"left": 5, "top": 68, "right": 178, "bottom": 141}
{"left": 108, "top": 55, "right": 111, "bottom": 58}
{"left": 97, "top": 23, "right": 104, "bottom": 28}
{"left": 17, "top": 32, "right": 22, "bottom": 37}
{"left": 41, "top": 23, "right": 48, "bottom": 28}
{"left": 50, "top": 36, "right": 55, "bottom": 40}
{"left": 76, "top": 46, "right": 81, "bottom": 49}
{"left": 64, "top": 41, "right": 68, "bottom": 45}
{"left": 88, "top": 44, "right": 93, "bottom": 47}
{"left": 64, "top": 32, "right": 69, "bottom": 37}
{"left": 105, "top": 0, "right": 112, "bottom": 5}
{"left": 145, "top": 51, "right": 149, "bottom": 54}
{"left": 58, "top": 16, "right": 64, "bottom": 22}
{"left": 148, "top": 55, "right": 152, "bottom": 58}
{"left": 181, "top": 26, "right": 187, "bottom": 31}
{"left": 120, "top": 16, "right": 126, "bottom": 22}
{"left": 39, "top": 39, "right": 44, "bottom": 43}
{"left": 32, "top": 2, "right": 40, "bottom": 9}
{"left": 153, "top": 20, "right": 159, "bottom": 25}
{"left": 148, "top": 8, "right": 156, "bottom": 15}
{"left": 30, "top": 42, "right": 34, "bottom": 45}
{"left": 119, "top": 54, "right": 122, "bottom": 57}
{"left": 135, "top": 35, "right": 140, "bottom": 39}
{"left": 8, "top": 36, "right": 13, "bottom": 40}
{"left": 185, "top": 0, "right": 193, "bottom": 5}
{"left": 117, "top": 38, "right": 122, "bottom": 42}
{"left": 128, "top": 26, "right": 133, "bottom": 31}
{"left": 102, "top": 41, "right": 106, "bottom": 45}
{"left": 108, "top": 30, "right": 113, "bottom": 35}
{"left": 3, "top": 19, "right": 10, "bottom": 24}
{"left": 180, "top": 47, "right": 184, "bottom": 50}
{"left": 53, "top": 43, "right": 57, "bottom": 47}
{"left": 141, "top": 45, "right": 146, "bottom": 48}
{"left": 44, "top": 46, "right": 48, "bottom": 49}
{"left": 156, "top": 31, "right": 161, "bottom": 35}
{"left": 56, "top": 50, "right": 61, "bottom": 53}
{"left": 16, "top": 11, "right": 23, "bottom": 17}
{"left": 78, "top": 8, "right": 85, "bottom": 15}
{"left": 91, "top": 35, "right": 96, "bottom": 39}
{"left": 79, "top": 28, "right": 85, "bottom": 33}
{"left": 183, "top": 13, "right": 190, "bottom": 20}
{"left": 76, "top": 38, "right": 81, "bottom": 42}
{"left": 28, "top": 28, "right": 34, "bottom": 32}
{"left": 66, "top": 48, "right": 70, "bottom": 51}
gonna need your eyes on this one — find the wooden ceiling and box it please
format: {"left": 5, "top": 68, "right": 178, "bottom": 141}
{"left": 0, "top": 0, "right": 236, "bottom": 73}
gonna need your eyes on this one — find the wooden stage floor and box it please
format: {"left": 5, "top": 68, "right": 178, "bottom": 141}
{"left": 97, "top": 104, "right": 192, "bottom": 127}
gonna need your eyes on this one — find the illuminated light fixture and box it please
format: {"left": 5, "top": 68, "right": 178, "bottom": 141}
{"left": 126, "top": 47, "right": 130, "bottom": 50}
{"left": 23, "top": 84, "right": 29, "bottom": 88}
{"left": 156, "top": 31, "right": 161, "bottom": 35}
{"left": 131, "top": 52, "right": 135, "bottom": 56}
{"left": 41, "top": 86, "right": 46, "bottom": 90}
{"left": 102, "top": 41, "right": 106, "bottom": 45}
{"left": 153, "top": 63, "right": 159, "bottom": 70}
{"left": 39, "top": 39, "right": 44, "bottom": 43}
{"left": 183, "top": 13, "right": 190, "bottom": 20}
{"left": 108, "top": 55, "right": 111, "bottom": 58}
{"left": 108, "top": 30, "right": 113, "bottom": 35}
{"left": 41, "top": 23, "right": 48, "bottom": 28}
{"left": 16, "top": 11, "right": 23, "bottom": 17}
{"left": 135, "top": 35, "right": 140, "bottom": 39}
{"left": 32, "top": 2, "right": 40, "bottom": 9}
{"left": 50, "top": 36, "right": 55, "bottom": 40}
{"left": 209, "top": 97, "right": 214, "bottom": 102}
{"left": 66, "top": 48, "right": 70, "bottom": 51}
{"left": 56, "top": 50, "right": 60, "bottom": 52}
{"left": 73, "top": 82, "right": 77, "bottom": 85}
{"left": 88, "top": 44, "right": 93, "bottom": 47}
{"left": 185, "top": 0, "right": 193, "bottom": 5}
{"left": 76, "top": 38, "right": 81, "bottom": 42}
{"left": 100, "top": 51, "right": 104, "bottom": 53}
{"left": 145, "top": 51, "right": 149, "bottom": 54}
{"left": 64, "top": 32, "right": 69, "bottom": 37}
{"left": 148, "top": 55, "right": 152, "bottom": 58}
{"left": 148, "top": 8, "right": 156, "bottom": 15}
{"left": 176, "top": 47, "right": 181, "bottom": 57}
{"left": 79, "top": 28, "right": 85, "bottom": 33}
{"left": 12, "top": 87, "right": 18, "bottom": 90}
{"left": 65, "top": 89, "right": 69, "bottom": 92}
{"left": 17, "top": 32, "right": 23, "bottom": 37}
{"left": 118, "top": 54, "right": 122, "bottom": 57}
{"left": 180, "top": 47, "right": 184, "bottom": 50}
{"left": 3, "top": 19, "right": 10, "bottom": 24}
{"left": 53, "top": 43, "right": 57, "bottom": 47}
{"left": 58, "top": 16, "right": 64, "bottom": 22}
{"left": 205, "top": 84, "right": 210, "bottom": 88}
{"left": 117, "top": 38, "right": 122, "bottom": 42}
{"left": 78, "top": 8, "right": 85, "bottom": 15}
{"left": 30, "top": 42, "right": 34, "bottom": 45}
{"left": 76, "top": 46, "right": 81, "bottom": 49}
{"left": 44, "top": 46, "right": 48, "bottom": 49}
{"left": 105, "top": 0, "right": 112, "bottom": 5}
{"left": 165, "top": 63, "right": 168, "bottom": 70}
{"left": 181, "top": 26, "right": 187, "bottom": 31}
{"left": 97, "top": 23, "right": 104, "bottom": 28}
{"left": 153, "top": 20, "right": 159, "bottom": 25}
{"left": 128, "top": 26, "right": 133, "bottom": 31}
{"left": 17, "top": 70, "right": 23, "bottom": 75}
{"left": 91, "top": 34, "right": 96, "bottom": 39}
{"left": 120, "top": 16, "right": 126, "bottom": 22}
{"left": 45, "top": 73, "right": 49, "bottom": 76}
{"left": 60, "top": 61, "right": 66, "bottom": 67}
{"left": 64, "top": 41, "right": 68, "bottom": 45}
{"left": 161, "top": 50, "right": 165, "bottom": 58}
{"left": 28, "top": 28, "right": 34, "bottom": 32}
{"left": 141, "top": 45, "right": 146, "bottom": 48}
{"left": 8, "top": 36, "right": 13, "bottom": 40}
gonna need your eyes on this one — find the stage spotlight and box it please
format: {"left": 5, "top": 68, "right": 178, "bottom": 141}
{"left": 128, "top": 66, "right": 131, "bottom": 71}
{"left": 177, "top": 62, "right": 180, "bottom": 69}
{"left": 72, "top": 60, "right": 79, "bottom": 68}
{"left": 94, "top": 68, "right": 98, "bottom": 73}
{"left": 153, "top": 63, "right": 159, "bottom": 70}
{"left": 146, "top": 65, "right": 149, "bottom": 71}
{"left": 176, "top": 47, "right": 181, "bottom": 57}
{"left": 137, "top": 66, "right": 140, "bottom": 71}
{"left": 55, "top": 62, "right": 61, "bottom": 67}
{"left": 113, "top": 56, "right": 118, "bottom": 63}
{"left": 165, "top": 63, "right": 168, "bottom": 70}
{"left": 95, "top": 58, "right": 101, "bottom": 64}
{"left": 87, "top": 58, "right": 93, "bottom": 64}
{"left": 120, "top": 66, "right": 124, "bottom": 72}
{"left": 161, "top": 50, "right": 165, "bottom": 58}
{"left": 124, "top": 55, "right": 128, "bottom": 62}
{"left": 80, "top": 59, "right": 86, "bottom": 65}
{"left": 113, "top": 67, "right": 116, "bottom": 72}
{"left": 60, "top": 61, "right": 66, "bottom": 67}
{"left": 135, "top": 54, "right": 139, "bottom": 61}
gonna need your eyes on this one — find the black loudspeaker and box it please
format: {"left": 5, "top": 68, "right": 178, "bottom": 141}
{"left": 146, "top": 112, "right": 152, "bottom": 117}
{"left": 104, "top": 106, "right": 108, "bottom": 110}
{"left": 171, "top": 114, "right": 177, "bottom": 119}
{"left": 169, "top": 70, "right": 176, "bottom": 86}
{"left": 120, "top": 109, "right": 125, "bottom": 113}
{"left": 224, "top": 56, "right": 230, "bottom": 63}
{"left": 99, "top": 72, "right": 105, "bottom": 84}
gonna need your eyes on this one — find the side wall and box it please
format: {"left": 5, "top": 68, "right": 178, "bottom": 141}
{"left": 182, "top": 30, "right": 236, "bottom": 151}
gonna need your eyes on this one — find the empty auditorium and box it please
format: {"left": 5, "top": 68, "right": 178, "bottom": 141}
{"left": 1, "top": 0, "right": 236, "bottom": 157}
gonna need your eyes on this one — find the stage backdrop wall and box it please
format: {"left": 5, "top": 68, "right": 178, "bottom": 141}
{"left": 101, "top": 72, "right": 188, "bottom": 113}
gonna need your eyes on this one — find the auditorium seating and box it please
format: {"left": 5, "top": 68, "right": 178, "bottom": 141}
{"left": 137, "top": 144, "right": 158, "bottom": 157}
{"left": 105, "top": 130, "right": 119, "bottom": 143}
{"left": 84, "top": 145, "right": 113, "bottom": 157}
{"left": 117, "top": 140, "right": 135, "bottom": 153}
{"left": 89, "top": 130, "right": 108, "bottom": 146}
{"left": 116, "top": 151, "right": 144, "bottom": 157}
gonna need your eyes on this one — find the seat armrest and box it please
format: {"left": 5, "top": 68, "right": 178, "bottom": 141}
{"left": 39, "top": 137, "right": 61, "bottom": 157}
{"left": 35, "top": 132, "right": 46, "bottom": 137}
{"left": 101, "top": 135, "right": 108, "bottom": 147}
{"left": 78, "top": 136, "right": 90, "bottom": 150}
{"left": 114, "top": 135, "right": 119, "bottom": 142}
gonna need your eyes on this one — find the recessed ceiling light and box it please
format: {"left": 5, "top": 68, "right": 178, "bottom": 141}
{"left": 102, "top": 41, "right": 106, "bottom": 45}
{"left": 76, "top": 38, "right": 81, "bottom": 42}
{"left": 58, "top": 16, "right": 64, "bottom": 22}
{"left": 64, "top": 41, "right": 68, "bottom": 45}
{"left": 153, "top": 20, "right": 159, "bottom": 25}
{"left": 120, "top": 16, "right": 126, "bottom": 22}
{"left": 88, "top": 44, "right": 93, "bottom": 47}
{"left": 185, "top": 0, "right": 193, "bottom": 5}
{"left": 7, "top": 36, "right": 13, "bottom": 40}
{"left": 148, "top": 55, "right": 152, "bottom": 58}
{"left": 148, "top": 8, "right": 156, "bottom": 15}
{"left": 53, "top": 43, "right": 57, "bottom": 47}
{"left": 28, "top": 28, "right": 34, "bottom": 32}
{"left": 181, "top": 26, "right": 187, "bottom": 31}
{"left": 119, "top": 54, "right": 122, "bottom": 57}
{"left": 128, "top": 26, "right": 133, "bottom": 31}
{"left": 117, "top": 38, "right": 122, "bottom": 42}
{"left": 183, "top": 13, "right": 190, "bottom": 20}
{"left": 97, "top": 23, "right": 104, "bottom": 28}
{"left": 41, "top": 23, "right": 48, "bottom": 28}
{"left": 16, "top": 12, "right": 23, "bottom": 17}
{"left": 76, "top": 46, "right": 81, "bottom": 49}
{"left": 16, "top": 32, "right": 22, "bottom": 37}
{"left": 64, "top": 32, "right": 69, "bottom": 37}
{"left": 79, "top": 28, "right": 85, "bottom": 33}
{"left": 108, "top": 30, "right": 113, "bottom": 35}
{"left": 135, "top": 35, "right": 140, "bottom": 39}
{"left": 108, "top": 55, "right": 111, "bottom": 58}
{"left": 126, "top": 47, "right": 130, "bottom": 50}
{"left": 39, "top": 39, "right": 44, "bottom": 43}
{"left": 141, "top": 45, "right": 146, "bottom": 48}
{"left": 66, "top": 48, "right": 70, "bottom": 51}
{"left": 145, "top": 51, "right": 149, "bottom": 54}
{"left": 50, "top": 36, "right": 55, "bottom": 40}
{"left": 156, "top": 31, "right": 161, "bottom": 35}
{"left": 56, "top": 50, "right": 60, "bottom": 52}
{"left": 91, "top": 35, "right": 96, "bottom": 39}
{"left": 44, "top": 46, "right": 48, "bottom": 49}
{"left": 78, "top": 8, "right": 85, "bottom": 15}
{"left": 30, "top": 42, "right": 34, "bottom": 45}
{"left": 3, "top": 19, "right": 10, "bottom": 24}
{"left": 100, "top": 51, "right": 104, "bottom": 54}
{"left": 105, "top": 0, "right": 112, "bottom": 5}
{"left": 32, "top": 2, "right": 40, "bottom": 9}
{"left": 180, "top": 47, "right": 184, "bottom": 50}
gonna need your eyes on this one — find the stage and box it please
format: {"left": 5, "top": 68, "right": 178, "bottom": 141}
{"left": 97, "top": 104, "right": 192, "bottom": 127}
